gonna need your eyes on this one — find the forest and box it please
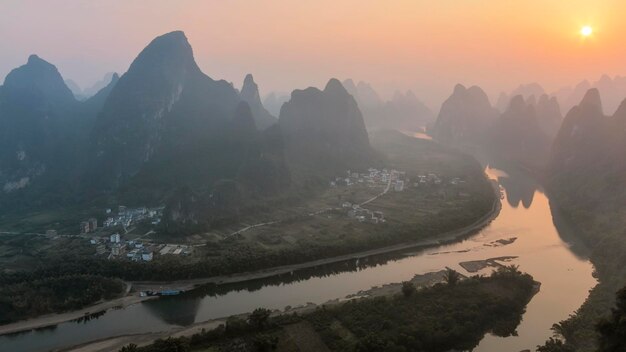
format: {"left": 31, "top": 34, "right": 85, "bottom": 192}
{"left": 0, "top": 274, "right": 125, "bottom": 324}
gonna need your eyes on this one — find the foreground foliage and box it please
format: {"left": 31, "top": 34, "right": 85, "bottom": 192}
{"left": 0, "top": 274, "right": 125, "bottom": 324}
{"left": 120, "top": 267, "right": 536, "bottom": 352}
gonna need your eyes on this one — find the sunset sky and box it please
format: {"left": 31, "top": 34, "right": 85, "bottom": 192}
{"left": 1, "top": 0, "right": 625, "bottom": 109}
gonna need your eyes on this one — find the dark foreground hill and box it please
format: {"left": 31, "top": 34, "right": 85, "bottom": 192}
{"left": 544, "top": 89, "right": 626, "bottom": 351}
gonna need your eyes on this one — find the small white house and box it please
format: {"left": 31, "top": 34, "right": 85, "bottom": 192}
{"left": 141, "top": 251, "right": 153, "bottom": 261}
{"left": 110, "top": 233, "right": 121, "bottom": 243}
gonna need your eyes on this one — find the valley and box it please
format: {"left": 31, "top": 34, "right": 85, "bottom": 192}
{"left": 0, "top": 160, "right": 597, "bottom": 352}
{"left": 3, "top": 5, "right": 626, "bottom": 350}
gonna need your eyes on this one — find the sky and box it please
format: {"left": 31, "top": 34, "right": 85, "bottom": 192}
{"left": 1, "top": 0, "right": 626, "bottom": 110}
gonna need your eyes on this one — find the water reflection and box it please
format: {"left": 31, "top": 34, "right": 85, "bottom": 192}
{"left": 400, "top": 129, "right": 433, "bottom": 140}
{"left": 143, "top": 296, "right": 201, "bottom": 326}
{"left": 0, "top": 161, "right": 597, "bottom": 352}
{"left": 483, "top": 157, "right": 540, "bottom": 209}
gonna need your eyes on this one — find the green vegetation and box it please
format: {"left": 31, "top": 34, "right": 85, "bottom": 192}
{"left": 537, "top": 286, "right": 626, "bottom": 352}
{"left": 596, "top": 286, "right": 626, "bottom": 352}
{"left": 0, "top": 274, "right": 125, "bottom": 324}
{"left": 541, "top": 166, "right": 626, "bottom": 351}
{"left": 0, "top": 131, "right": 496, "bottom": 323}
{"left": 119, "top": 267, "right": 536, "bottom": 352}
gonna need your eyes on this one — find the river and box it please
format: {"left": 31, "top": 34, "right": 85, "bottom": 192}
{"left": 0, "top": 163, "right": 597, "bottom": 352}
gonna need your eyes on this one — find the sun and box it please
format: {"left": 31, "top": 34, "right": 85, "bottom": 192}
{"left": 581, "top": 26, "right": 593, "bottom": 37}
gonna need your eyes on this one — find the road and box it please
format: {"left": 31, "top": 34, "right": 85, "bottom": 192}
{"left": 360, "top": 174, "right": 393, "bottom": 206}
{"left": 223, "top": 180, "right": 391, "bottom": 239}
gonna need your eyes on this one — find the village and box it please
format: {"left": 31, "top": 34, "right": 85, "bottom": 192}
{"left": 330, "top": 167, "right": 461, "bottom": 225}
{"left": 88, "top": 233, "right": 193, "bottom": 262}
{"left": 72, "top": 205, "right": 194, "bottom": 262}
{"left": 52, "top": 167, "right": 465, "bottom": 263}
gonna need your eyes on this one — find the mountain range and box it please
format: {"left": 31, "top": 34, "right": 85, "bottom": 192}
{"left": 0, "top": 54, "right": 115, "bottom": 208}
{"left": 432, "top": 84, "right": 558, "bottom": 167}
{"left": 64, "top": 72, "right": 118, "bottom": 101}
{"left": 263, "top": 92, "right": 290, "bottom": 117}
{"left": 342, "top": 79, "right": 434, "bottom": 132}
{"left": 239, "top": 74, "right": 277, "bottom": 130}
{"left": 546, "top": 88, "right": 626, "bottom": 349}
{"left": 0, "top": 31, "right": 375, "bottom": 227}
{"left": 497, "top": 75, "right": 626, "bottom": 118}
{"left": 488, "top": 95, "right": 550, "bottom": 167}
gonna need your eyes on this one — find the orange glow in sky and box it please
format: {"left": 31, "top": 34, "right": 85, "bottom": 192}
{"left": 1, "top": 0, "right": 625, "bottom": 108}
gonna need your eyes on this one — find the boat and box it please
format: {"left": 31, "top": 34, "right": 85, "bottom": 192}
{"left": 140, "top": 289, "right": 183, "bottom": 297}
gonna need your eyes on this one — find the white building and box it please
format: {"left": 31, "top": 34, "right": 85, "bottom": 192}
{"left": 110, "top": 233, "right": 121, "bottom": 243}
{"left": 141, "top": 251, "right": 153, "bottom": 261}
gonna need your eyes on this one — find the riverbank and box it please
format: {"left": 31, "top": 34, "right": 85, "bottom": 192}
{"left": 0, "top": 172, "right": 500, "bottom": 340}
{"left": 65, "top": 267, "right": 539, "bottom": 352}
{"left": 0, "top": 184, "right": 500, "bottom": 338}
{"left": 133, "top": 181, "right": 501, "bottom": 293}
{"left": 61, "top": 270, "right": 452, "bottom": 352}
{"left": 0, "top": 283, "right": 157, "bottom": 336}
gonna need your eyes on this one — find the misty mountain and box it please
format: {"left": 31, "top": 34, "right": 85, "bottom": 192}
{"left": 382, "top": 90, "right": 435, "bottom": 130}
{"left": 80, "top": 73, "right": 119, "bottom": 116}
{"left": 552, "top": 80, "right": 592, "bottom": 117}
{"left": 0, "top": 55, "right": 82, "bottom": 197}
{"left": 592, "top": 75, "right": 626, "bottom": 115}
{"left": 552, "top": 75, "right": 626, "bottom": 116}
{"left": 64, "top": 79, "right": 83, "bottom": 99}
{"left": 431, "top": 84, "right": 499, "bottom": 146}
{"left": 342, "top": 79, "right": 384, "bottom": 109}
{"left": 160, "top": 102, "right": 290, "bottom": 233}
{"left": 279, "top": 78, "right": 375, "bottom": 179}
{"left": 239, "top": 74, "right": 277, "bottom": 130}
{"left": 489, "top": 95, "right": 550, "bottom": 168}
{"left": 547, "top": 90, "right": 626, "bottom": 346}
{"left": 495, "top": 83, "right": 546, "bottom": 112}
{"left": 342, "top": 79, "right": 434, "bottom": 132}
{"left": 549, "top": 89, "right": 609, "bottom": 173}
{"left": 263, "top": 92, "right": 289, "bottom": 117}
{"left": 1, "top": 31, "right": 377, "bottom": 224}
{"left": 83, "top": 72, "right": 118, "bottom": 97}
{"left": 534, "top": 94, "right": 563, "bottom": 137}
{"left": 77, "top": 30, "right": 290, "bottom": 218}
{"left": 86, "top": 31, "right": 245, "bottom": 191}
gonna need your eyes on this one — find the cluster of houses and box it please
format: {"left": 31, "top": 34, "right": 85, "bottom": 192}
{"left": 415, "top": 173, "right": 443, "bottom": 186}
{"left": 89, "top": 233, "right": 192, "bottom": 262}
{"left": 330, "top": 168, "right": 405, "bottom": 190}
{"left": 329, "top": 168, "right": 468, "bottom": 224}
{"left": 79, "top": 218, "right": 98, "bottom": 234}
{"left": 103, "top": 205, "right": 163, "bottom": 229}
{"left": 342, "top": 202, "right": 385, "bottom": 224}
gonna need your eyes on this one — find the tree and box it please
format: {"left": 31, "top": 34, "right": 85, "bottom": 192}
{"left": 401, "top": 281, "right": 416, "bottom": 297}
{"left": 253, "top": 333, "right": 278, "bottom": 351}
{"left": 596, "top": 286, "right": 626, "bottom": 352}
{"left": 150, "top": 337, "right": 189, "bottom": 352}
{"left": 248, "top": 307, "right": 272, "bottom": 330}
{"left": 443, "top": 268, "right": 461, "bottom": 286}
{"left": 119, "top": 344, "right": 138, "bottom": 352}
{"left": 356, "top": 334, "right": 389, "bottom": 352}
{"left": 536, "top": 337, "right": 574, "bottom": 352}
{"left": 225, "top": 316, "right": 248, "bottom": 334}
